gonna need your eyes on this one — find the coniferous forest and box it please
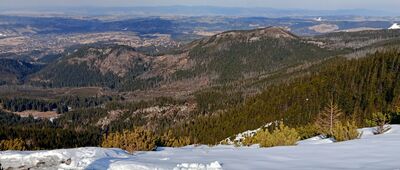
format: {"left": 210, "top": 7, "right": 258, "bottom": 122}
{"left": 0, "top": 49, "right": 400, "bottom": 149}
{"left": 172, "top": 50, "right": 400, "bottom": 143}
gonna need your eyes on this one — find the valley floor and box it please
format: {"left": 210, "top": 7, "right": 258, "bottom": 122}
{"left": 1, "top": 126, "right": 400, "bottom": 170}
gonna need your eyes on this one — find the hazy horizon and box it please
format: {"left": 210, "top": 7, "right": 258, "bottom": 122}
{"left": 1, "top": 1, "right": 400, "bottom": 17}
{"left": 1, "top": 0, "right": 399, "bottom": 11}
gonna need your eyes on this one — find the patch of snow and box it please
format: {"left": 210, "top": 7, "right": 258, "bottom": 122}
{"left": 1, "top": 125, "right": 400, "bottom": 169}
{"left": 297, "top": 135, "right": 335, "bottom": 145}
{"left": 220, "top": 121, "right": 278, "bottom": 145}
{"left": 309, "top": 24, "right": 339, "bottom": 33}
{"left": 0, "top": 147, "right": 131, "bottom": 169}
{"left": 17, "top": 60, "right": 24, "bottom": 66}
{"left": 49, "top": 117, "right": 55, "bottom": 122}
{"left": 389, "top": 23, "right": 400, "bottom": 30}
{"left": 249, "top": 36, "right": 261, "bottom": 42}
{"left": 314, "top": 17, "right": 323, "bottom": 22}
{"left": 174, "top": 161, "right": 222, "bottom": 170}
{"left": 249, "top": 24, "right": 260, "bottom": 27}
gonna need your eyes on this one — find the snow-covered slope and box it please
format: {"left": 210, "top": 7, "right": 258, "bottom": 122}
{"left": 389, "top": 23, "right": 400, "bottom": 30}
{"left": 1, "top": 125, "right": 400, "bottom": 170}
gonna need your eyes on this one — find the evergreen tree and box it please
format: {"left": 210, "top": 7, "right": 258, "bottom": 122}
{"left": 0, "top": 138, "right": 26, "bottom": 151}
{"left": 365, "top": 112, "right": 391, "bottom": 135}
{"left": 160, "top": 130, "right": 191, "bottom": 147}
{"left": 243, "top": 123, "right": 299, "bottom": 147}
{"left": 332, "top": 121, "right": 360, "bottom": 142}
{"left": 101, "top": 127, "right": 158, "bottom": 153}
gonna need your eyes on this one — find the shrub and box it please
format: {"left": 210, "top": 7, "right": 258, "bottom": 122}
{"left": 390, "top": 107, "right": 400, "bottom": 124}
{"left": 365, "top": 112, "right": 391, "bottom": 135}
{"left": 0, "top": 138, "right": 26, "bottom": 151}
{"left": 242, "top": 133, "right": 258, "bottom": 146}
{"left": 159, "top": 130, "right": 191, "bottom": 147}
{"left": 244, "top": 123, "right": 300, "bottom": 147}
{"left": 332, "top": 121, "right": 360, "bottom": 142}
{"left": 296, "top": 124, "right": 320, "bottom": 140}
{"left": 101, "top": 127, "right": 158, "bottom": 153}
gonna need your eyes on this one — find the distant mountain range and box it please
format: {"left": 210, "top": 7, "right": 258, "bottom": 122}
{"left": 1, "top": 6, "right": 399, "bottom": 17}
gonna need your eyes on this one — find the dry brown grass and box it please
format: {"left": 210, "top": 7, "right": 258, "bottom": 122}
{"left": 0, "top": 85, "right": 109, "bottom": 99}
{"left": 13, "top": 110, "right": 59, "bottom": 119}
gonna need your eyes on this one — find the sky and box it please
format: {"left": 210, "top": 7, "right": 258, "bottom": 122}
{"left": 1, "top": 0, "right": 399, "bottom": 11}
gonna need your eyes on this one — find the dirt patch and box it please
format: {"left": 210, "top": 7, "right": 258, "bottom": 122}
{"left": 65, "top": 87, "right": 105, "bottom": 96}
{"left": 139, "top": 52, "right": 192, "bottom": 79}
{"left": 96, "top": 110, "right": 125, "bottom": 128}
{"left": 94, "top": 50, "right": 151, "bottom": 77}
{"left": 124, "top": 76, "right": 209, "bottom": 101}
{"left": 13, "top": 110, "right": 59, "bottom": 119}
{"left": 309, "top": 24, "right": 339, "bottom": 33}
{"left": 337, "top": 27, "right": 381, "bottom": 32}
{"left": 0, "top": 36, "right": 28, "bottom": 46}
{"left": 194, "top": 30, "right": 221, "bottom": 36}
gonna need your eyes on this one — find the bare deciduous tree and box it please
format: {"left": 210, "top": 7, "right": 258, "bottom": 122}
{"left": 316, "top": 100, "right": 343, "bottom": 136}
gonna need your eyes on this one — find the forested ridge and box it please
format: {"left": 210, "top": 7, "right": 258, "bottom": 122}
{"left": 0, "top": 59, "right": 43, "bottom": 84}
{"left": 29, "top": 45, "right": 161, "bottom": 90}
{"left": 172, "top": 49, "right": 400, "bottom": 144}
{"left": 180, "top": 28, "right": 339, "bottom": 82}
{"left": 28, "top": 27, "right": 343, "bottom": 90}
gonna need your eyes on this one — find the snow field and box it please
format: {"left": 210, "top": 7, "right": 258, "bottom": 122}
{"left": 1, "top": 125, "right": 400, "bottom": 170}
